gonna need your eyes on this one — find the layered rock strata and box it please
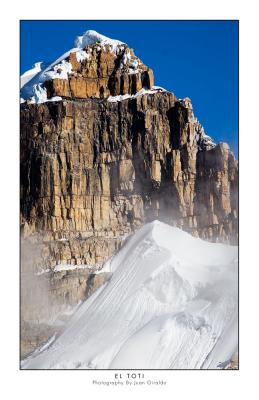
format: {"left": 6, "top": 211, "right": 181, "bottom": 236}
{"left": 45, "top": 45, "right": 154, "bottom": 99}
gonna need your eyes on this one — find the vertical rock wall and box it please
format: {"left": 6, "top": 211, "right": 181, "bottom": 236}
{"left": 21, "top": 91, "right": 238, "bottom": 272}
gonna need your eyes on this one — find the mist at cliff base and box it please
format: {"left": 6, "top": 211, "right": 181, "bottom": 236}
{"left": 22, "top": 220, "right": 238, "bottom": 369}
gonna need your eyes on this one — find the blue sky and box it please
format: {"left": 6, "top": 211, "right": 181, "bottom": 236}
{"left": 20, "top": 20, "right": 238, "bottom": 156}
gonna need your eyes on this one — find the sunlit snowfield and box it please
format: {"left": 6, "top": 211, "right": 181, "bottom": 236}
{"left": 22, "top": 221, "right": 237, "bottom": 369}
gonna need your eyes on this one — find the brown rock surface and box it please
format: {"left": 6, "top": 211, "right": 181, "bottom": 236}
{"left": 44, "top": 44, "right": 154, "bottom": 99}
{"left": 21, "top": 91, "right": 238, "bottom": 270}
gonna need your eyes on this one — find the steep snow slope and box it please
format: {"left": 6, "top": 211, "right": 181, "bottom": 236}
{"left": 20, "top": 62, "right": 46, "bottom": 89}
{"left": 22, "top": 221, "right": 238, "bottom": 369}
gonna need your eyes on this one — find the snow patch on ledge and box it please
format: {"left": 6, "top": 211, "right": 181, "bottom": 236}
{"left": 194, "top": 118, "right": 216, "bottom": 150}
{"left": 75, "top": 49, "right": 90, "bottom": 62}
{"left": 107, "top": 86, "right": 168, "bottom": 102}
{"left": 120, "top": 50, "right": 140, "bottom": 74}
{"left": 35, "top": 263, "right": 103, "bottom": 275}
{"left": 44, "top": 60, "right": 72, "bottom": 81}
{"left": 54, "top": 263, "right": 98, "bottom": 273}
{"left": 27, "top": 84, "right": 62, "bottom": 104}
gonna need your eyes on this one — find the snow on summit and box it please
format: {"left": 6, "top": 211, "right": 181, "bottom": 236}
{"left": 20, "top": 29, "right": 216, "bottom": 150}
{"left": 20, "top": 30, "right": 125, "bottom": 104}
{"left": 22, "top": 221, "right": 238, "bottom": 369}
{"left": 74, "top": 29, "right": 124, "bottom": 50}
{"left": 20, "top": 29, "right": 167, "bottom": 104}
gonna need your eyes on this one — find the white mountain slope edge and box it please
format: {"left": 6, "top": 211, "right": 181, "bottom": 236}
{"left": 22, "top": 220, "right": 238, "bottom": 369}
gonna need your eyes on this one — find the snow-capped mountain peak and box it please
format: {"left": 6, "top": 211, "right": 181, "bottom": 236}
{"left": 20, "top": 29, "right": 217, "bottom": 155}
{"left": 20, "top": 29, "right": 153, "bottom": 104}
{"left": 74, "top": 29, "right": 125, "bottom": 51}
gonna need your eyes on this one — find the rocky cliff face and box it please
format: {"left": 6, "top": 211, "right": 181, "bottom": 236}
{"left": 20, "top": 31, "right": 238, "bottom": 350}
{"left": 45, "top": 44, "right": 154, "bottom": 99}
{"left": 21, "top": 94, "right": 238, "bottom": 266}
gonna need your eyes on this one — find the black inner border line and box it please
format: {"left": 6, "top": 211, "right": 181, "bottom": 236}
{"left": 19, "top": 19, "right": 239, "bottom": 371}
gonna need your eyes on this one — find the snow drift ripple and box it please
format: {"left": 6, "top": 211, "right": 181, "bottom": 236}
{"left": 22, "top": 220, "right": 238, "bottom": 369}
